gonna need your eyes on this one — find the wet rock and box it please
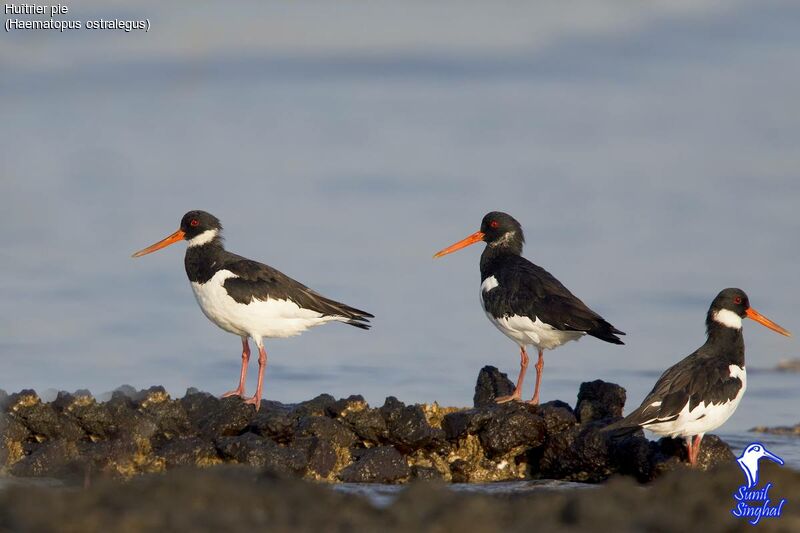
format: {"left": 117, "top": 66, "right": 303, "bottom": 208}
{"left": 216, "top": 434, "right": 308, "bottom": 476}
{"left": 538, "top": 423, "right": 613, "bottom": 482}
{"left": 291, "top": 394, "right": 337, "bottom": 418}
{"left": 538, "top": 400, "right": 577, "bottom": 434}
{"left": 158, "top": 437, "right": 220, "bottom": 468}
{"left": 295, "top": 416, "right": 357, "bottom": 449}
{"left": 441, "top": 406, "right": 495, "bottom": 440}
{"left": 609, "top": 434, "right": 656, "bottom": 482}
{"left": 179, "top": 390, "right": 221, "bottom": 427}
{"left": 477, "top": 404, "right": 546, "bottom": 457}
{"left": 197, "top": 397, "right": 255, "bottom": 438}
{"left": 291, "top": 436, "right": 339, "bottom": 479}
{"left": 575, "top": 380, "right": 626, "bottom": 424}
{"left": 139, "top": 396, "right": 192, "bottom": 439}
{"left": 338, "top": 446, "right": 410, "bottom": 483}
{"left": 9, "top": 395, "right": 84, "bottom": 442}
{"left": 473, "top": 366, "right": 515, "bottom": 407}
{"left": 380, "top": 397, "right": 444, "bottom": 451}
{"left": 248, "top": 404, "right": 295, "bottom": 443}
{"left": 653, "top": 434, "right": 734, "bottom": 472}
{"left": 10, "top": 439, "right": 81, "bottom": 478}
{"left": 0, "top": 414, "right": 30, "bottom": 470}
{"left": 750, "top": 422, "right": 800, "bottom": 436}
{"left": 326, "top": 395, "right": 368, "bottom": 418}
{"left": 341, "top": 407, "right": 388, "bottom": 442}
{"left": 55, "top": 394, "right": 117, "bottom": 440}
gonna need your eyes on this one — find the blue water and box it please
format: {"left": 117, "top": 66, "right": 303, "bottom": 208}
{"left": 1, "top": 1, "right": 798, "bottom": 466}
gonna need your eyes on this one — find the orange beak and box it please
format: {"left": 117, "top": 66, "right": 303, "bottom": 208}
{"left": 746, "top": 307, "right": 792, "bottom": 337}
{"left": 433, "top": 231, "right": 485, "bottom": 258}
{"left": 131, "top": 229, "right": 186, "bottom": 258}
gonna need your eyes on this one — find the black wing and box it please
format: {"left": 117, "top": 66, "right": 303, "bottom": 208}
{"left": 486, "top": 256, "right": 624, "bottom": 344}
{"left": 221, "top": 255, "right": 373, "bottom": 329}
{"left": 608, "top": 348, "right": 742, "bottom": 431}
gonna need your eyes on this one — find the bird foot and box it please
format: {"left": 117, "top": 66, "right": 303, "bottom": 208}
{"left": 243, "top": 395, "right": 262, "bottom": 411}
{"left": 221, "top": 389, "right": 245, "bottom": 399}
{"left": 495, "top": 393, "right": 521, "bottom": 404}
{"left": 526, "top": 397, "right": 540, "bottom": 406}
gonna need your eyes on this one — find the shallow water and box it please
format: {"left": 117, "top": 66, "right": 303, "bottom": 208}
{"left": 2, "top": 1, "right": 799, "bottom": 465}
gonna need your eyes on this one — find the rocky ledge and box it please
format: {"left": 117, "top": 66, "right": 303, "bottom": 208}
{"left": 0, "top": 367, "right": 734, "bottom": 484}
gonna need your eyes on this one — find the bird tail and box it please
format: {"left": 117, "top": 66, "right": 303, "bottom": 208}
{"left": 314, "top": 294, "right": 374, "bottom": 330}
{"left": 589, "top": 321, "right": 626, "bottom": 345}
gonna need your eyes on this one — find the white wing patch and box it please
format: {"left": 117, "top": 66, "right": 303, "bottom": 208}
{"left": 190, "top": 269, "right": 343, "bottom": 339}
{"left": 642, "top": 364, "right": 747, "bottom": 438}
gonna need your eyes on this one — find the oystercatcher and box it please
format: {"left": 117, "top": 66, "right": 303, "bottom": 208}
{"left": 433, "top": 211, "right": 625, "bottom": 405}
{"left": 604, "top": 288, "right": 791, "bottom": 466}
{"left": 132, "top": 210, "right": 373, "bottom": 410}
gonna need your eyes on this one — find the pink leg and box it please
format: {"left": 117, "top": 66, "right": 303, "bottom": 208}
{"left": 684, "top": 436, "right": 694, "bottom": 465}
{"left": 528, "top": 349, "right": 545, "bottom": 405}
{"left": 221, "top": 338, "right": 250, "bottom": 398}
{"left": 690, "top": 434, "right": 703, "bottom": 466}
{"left": 244, "top": 342, "right": 267, "bottom": 411}
{"left": 496, "top": 346, "right": 529, "bottom": 404}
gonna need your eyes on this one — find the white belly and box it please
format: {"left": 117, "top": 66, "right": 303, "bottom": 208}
{"left": 190, "top": 270, "right": 339, "bottom": 339}
{"left": 479, "top": 276, "right": 584, "bottom": 350}
{"left": 644, "top": 365, "right": 747, "bottom": 438}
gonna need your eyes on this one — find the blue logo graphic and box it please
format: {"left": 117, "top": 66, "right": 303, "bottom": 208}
{"left": 731, "top": 443, "right": 787, "bottom": 525}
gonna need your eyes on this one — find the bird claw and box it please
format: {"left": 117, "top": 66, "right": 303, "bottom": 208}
{"left": 495, "top": 394, "right": 521, "bottom": 404}
{"left": 221, "top": 389, "right": 245, "bottom": 398}
{"left": 243, "top": 395, "right": 262, "bottom": 411}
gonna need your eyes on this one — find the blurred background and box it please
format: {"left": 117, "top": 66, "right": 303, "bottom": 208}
{"left": 2, "top": 1, "right": 798, "bottom": 460}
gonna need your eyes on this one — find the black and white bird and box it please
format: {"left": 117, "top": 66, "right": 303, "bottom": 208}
{"left": 433, "top": 211, "right": 625, "bottom": 405}
{"left": 132, "top": 210, "right": 373, "bottom": 410}
{"left": 605, "top": 288, "right": 791, "bottom": 466}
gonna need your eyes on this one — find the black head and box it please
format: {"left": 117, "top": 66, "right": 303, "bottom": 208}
{"left": 706, "top": 287, "right": 791, "bottom": 336}
{"left": 480, "top": 212, "right": 525, "bottom": 249}
{"left": 709, "top": 288, "right": 750, "bottom": 319}
{"left": 132, "top": 210, "right": 223, "bottom": 258}
{"left": 180, "top": 210, "right": 222, "bottom": 241}
{"left": 433, "top": 211, "right": 525, "bottom": 258}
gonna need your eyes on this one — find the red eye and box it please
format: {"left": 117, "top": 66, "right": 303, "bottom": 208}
{"left": 734, "top": 296, "right": 742, "bottom": 304}
{"left": 190, "top": 219, "right": 199, "bottom": 227}
{"left": 490, "top": 220, "right": 499, "bottom": 229}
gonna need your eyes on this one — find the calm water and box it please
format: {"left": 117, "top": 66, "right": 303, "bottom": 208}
{"left": 1, "top": 1, "right": 798, "bottom": 465}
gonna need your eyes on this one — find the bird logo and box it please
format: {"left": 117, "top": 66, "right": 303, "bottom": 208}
{"left": 736, "top": 443, "right": 784, "bottom": 488}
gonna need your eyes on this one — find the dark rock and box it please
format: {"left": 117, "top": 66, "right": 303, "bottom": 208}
{"left": 291, "top": 436, "right": 339, "bottom": 478}
{"left": 410, "top": 465, "right": 444, "bottom": 481}
{"left": 380, "top": 397, "right": 444, "bottom": 451}
{"left": 55, "top": 394, "right": 117, "bottom": 440}
{"left": 291, "top": 394, "right": 337, "bottom": 418}
{"left": 158, "top": 437, "right": 219, "bottom": 468}
{"left": 477, "top": 404, "right": 546, "bottom": 457}
{"left": 338, "top": 446, "right": 410, "bottom": 483}
{"left": 216, "top": 434, "right": 306, "bottom": 475}
{"left": 105, "top": 398, "right": 159, "bottom": 442}
{"left": 248, "top": 405, "right": 295, "bottom": 442}
{"left": 139, "top": 397, "right": 192, "bottom": 439}
{"left": 441, "top": 407, "right": 494, "bottom": 440}
{"left": 653, "top": 434, "right": 734, "bottom": 472}
{"left": 473, "top": 366, "right": 515, "bottom": 407}
{"left": 10, "top": 439, "right": 82, "bottom": 478}
{"left": 198, "top": 397, "right": 255, "bottom": 438}
{"left": 0, "top": 414, "right": 30, "bottom": 469}
{"left": 575, "top": 380, "right": 626, "bottom": 424}
{"left": 0, "top": 389, "right": 8, "bottom": 410}
{"left": 609, "top": 434, "right": 656, "bottom": 482}
{"left": 538, "top": 423, "right": 613, "bottom": 482}
{"left": 113, "top": 385, "right": 138, "bottom": 398}
{"left": 10, "top": 398, "right": 84, "bottom": 441}
{"left": 750, "top": 422, "right": 800, "bottom": 436}
{"left": 295, "top": 416, "right": 357, "bottom": 449}
{"left": 538, "top": 400, "right": 577, "bottom": 435}
{"left": 341, "top": 408, "right": 387, "bottom": 442}
{"left": 179, "top": 390, "right": 221, "bottom": 427}
{"left": 133, "top": 386, "right": 170, "bottom": 406}
{"left": 326, "top": 395, "right": 368, "bottom": 418}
